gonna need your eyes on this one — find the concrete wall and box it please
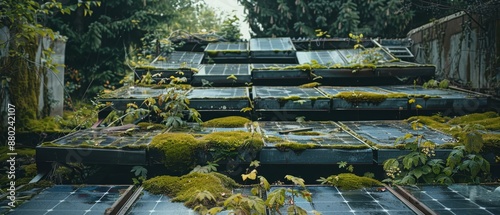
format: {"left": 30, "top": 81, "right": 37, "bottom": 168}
{"left": 407, "top": 12, "right": 499, "bottom": 94}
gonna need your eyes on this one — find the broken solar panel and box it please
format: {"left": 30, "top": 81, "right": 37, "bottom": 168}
{"left": 36, "top": 128, "right": 160, "bottom": 165}
{"left": 259, "top": 121, "right": 366, "bottom": 147}
{"left": 44, "top": 128, "right": 161, "bottom": 148}
{"left": 253, "top": 86, "right": 329, "bottom": 110}
{"left": 7, "top": 185, "right": 130, "bottom": 215}
{"left": 269, "top": 186, "right": 417, "bottom": 215}
{"left": 341, "top": 120, "right": 456, "bottom": 147}
{"left": 297, "top": 49, "right": 395, "bottom": 66}
{"left": 379, "top": 85, "right": 489, "bottom": 111}
{"left": 341, "top": 120, "right": 456, "bottom": 162}
{"left": 98, "top": 86, "right": 186, "bottom": 111}
{"left": 204, "top": 42, "right": 249, "bottom": 60}
{"left": 135, "top": 51, "right": 204, "bottom": 82}
{"left": 319, "top": 86, "right": 409, "bottom": 110}
{"left": 186, "top": 87, "right": 250, "bottom": 110}
{"left": 402, "top": 185, "right": 500, "bottom": 215}
{"left": 251, "top": 64, "right": 310, "bottom": 83}
{"left": 151, "top": 51, "right": 204, "bottom": 67}
{"left": 191, "top": 64, "right": 251, "bottom": 85}
{"left": 249, "top": 37, "right": 296, "bottom": 60}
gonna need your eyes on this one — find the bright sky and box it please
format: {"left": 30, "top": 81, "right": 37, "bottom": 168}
{"left": 202, "top": 0, "right": 251, "bottom": 39}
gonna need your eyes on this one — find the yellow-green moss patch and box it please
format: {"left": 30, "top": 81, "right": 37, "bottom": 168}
{"left": 299, "top": 82, "right": 321, "bottom": 88}
{"left": 143, "top": 172, "right": 239, "bottom": 208}
{"left": 203, "top": 131, "right": 264, "bottom": 150}
{"left": 322, "top": 173, "right": 382, "bottom": 190}
{"left": 333, "top": 91, "right": 387, "bottom": 104}
{"left": 0, "top": 147, "right": 35, "bottom": 161}
{"left": 150, "top": 133, "right": 202, "bottom": 173}
{"left": 137, "top": 122, "right": 168, "bottom": 130}
{"left": 202, "top": 116, "right": 251, "bottom": 128}
{"left": 276, "top": 142, "right": 318, "bottom": 152}
{"left": 291, "top": 131, "right": 322, "bottom": 136}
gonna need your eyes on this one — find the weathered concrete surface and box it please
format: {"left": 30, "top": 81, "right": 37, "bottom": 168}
{"left": 407, "top": 12, "right": 499, "bottom": 95}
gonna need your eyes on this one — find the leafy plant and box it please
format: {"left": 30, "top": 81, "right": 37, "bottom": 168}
{"left": 131, "top": 166, "right": 148, "bottom": 185}
{"left": 266, "top": 175, "right": 315, "bottom": 215}
{"left": 383, "top": 122, "right": 491, "bottom": 185}
{"left": 190, "top": 161, "right": 219, "bottom": 174}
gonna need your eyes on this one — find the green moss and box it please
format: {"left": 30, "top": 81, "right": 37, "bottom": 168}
{"left": 137, "top": 122, "right": 168, "bottom": 130}
{"left": 8, "top": 44, "right": 40, "bottom": 130}
{"left": 150, "top": 133, "right": 201, "bottom": 173}
{"left": 483, "top": 133, "right": 500, "bottom": 149}
{"left": 203, "top": 131, "right": 264, "bottom": 150}
{"left": 0, "top": 147, "right": 35, "bottom": 161}
{"left": 22, "top": 163, "right": 38, "bottom": 178}
{"left": 406, "top": 115, "right": 451, "bottom": 132}
{"left": 291, "top": 131, "right": 322, "bottom": 136}
{"left": 276, "top": 142, "right": 318, "bottom": 152}
{"left": 279, "top": 95, "right": 301, "bottom": 101}
{"left": 143, "top": 172, "right": 239, "bottom": 208}
{"left": 299, "top": 82, "right": 321, "bottom": 88}
{"left": 202, "top": 116, "right": 251, "bottom": 128}
{"left": 323, "top": 173, "right": 382, "bottom": 190}
{"left": 264, "top": 136, "right": 285, "bottom": 143}
{"left": 334, "top": 91, "right": 387, "bottom": 104}
{"left": 448, "top": 112, "right": 499, "bottom": 125}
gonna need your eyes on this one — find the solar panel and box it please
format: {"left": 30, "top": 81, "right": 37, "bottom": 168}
{"left": 205, "top": 42, "right": 248, "bottom": 52}
{"left": 341, "top": 121, "right": 456, "bottom": 147}
{"left": 253, "top": 86, "right": 325, "bottom": 99}
{"left": 259, "top": 121, "right": 366, "bottom": 147}
{"left": 253, "top": 86, "right": 329, "bottom": 111}
{"left": 7, "top": 185, "right": 130, "bottom": 215}
{"left": 250, "top": 38, "right": 295, "bottom": 51}
{"left": 160, "top": 51, "right": 204, "bottom": 64}
{"left": 48, "top": 128, "right": 162, "bottom": 148}
{"left": 319, "top": 86, "right": 391, "bottom": 97}
{"left": 379, "top": 85, "right": 480, "bottom": 99}
{"left": 338, "top": 49, "right": 395, "bottom": 64}
{"left": 403, "top": 185, "right": 500, "bottom": 215}
{"left": 127, "top": 190, "right": 194, "bottom": 214}
{"left": 187, "top": 87, "right": 248, "bottom": 99}
{"left": 269, "top": 186, "right": 416, "bottom": 215}
{"left": 196, "top": 64, "right": 250, "bottom": 75}
{"left": 100, "top": 86, "right": 169, "bottom": 99}
{"left": 296, "top": 50, "right": 348, "bottom": 65}
{"left": 251, "top": 64, "right": 300, "bottom": 70}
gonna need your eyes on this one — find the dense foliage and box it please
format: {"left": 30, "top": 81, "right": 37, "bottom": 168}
{"left": 44, "top": 0, "right": 221, "bottom": 100}
{"left": 238, "top": 0, "right": 499, "bottom": 38}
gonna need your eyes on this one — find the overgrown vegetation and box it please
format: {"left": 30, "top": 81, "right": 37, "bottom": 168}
{"left": 383, "top": 113, "right": 495, "bottom": 185}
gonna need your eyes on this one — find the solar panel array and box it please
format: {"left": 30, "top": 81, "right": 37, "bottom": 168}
{"left": 151, "top": 52, "right": 204, "bottom": 69}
